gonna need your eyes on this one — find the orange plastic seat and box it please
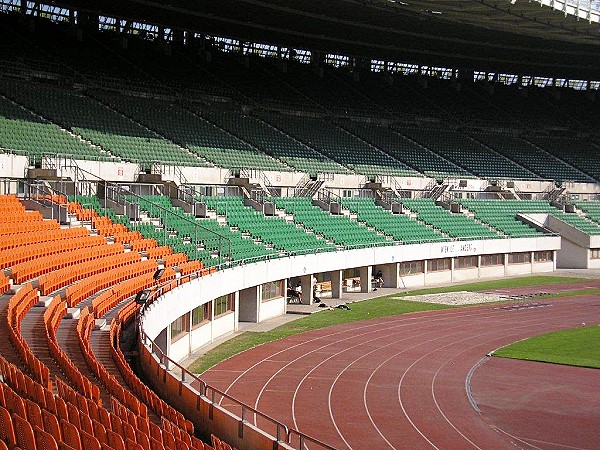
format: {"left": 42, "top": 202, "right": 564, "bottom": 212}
{"left": 80, "top": 430, "right": 101, "bottom": 450}
{"left": 0, "top": 405, "right": 16, "bottom": 447}
{"left": 13, "top": 412, "right": 37, "bottom": 450}
{"left": 60, "top": 419, "right": 82, "bottom": 450}
{"left": 35, "top": 425, "right": 60, "bottom": 450}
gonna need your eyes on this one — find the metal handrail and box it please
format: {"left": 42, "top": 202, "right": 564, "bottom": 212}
{"left": 62, "top": 163, "right": 234, "bottom": 260}
{"left": 138, "top": 274, "right": 336, "bottom": 450}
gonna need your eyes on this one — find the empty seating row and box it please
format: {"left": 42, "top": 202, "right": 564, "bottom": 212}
{"left": 11, "top": 242, "right": 126, "bottom": 285}
{"left": 64, "top": 257, "right": 153, "bottom": 307}
{"left": 43, "top": 293, "right": 102, "bottom": 406}
{"left": 129, "top": 195, "right": 277, "bottom": 266}
{"left": 259, "top": 111, "right": 417, "bottom": 177}
{"left": 270, "top": 197, "right": 392, "bottom": 248}
{"left": 202, "top": 196, "right": 335, "bottom": 254}
{"left": 0, "top": 226, "right": 89, "bottom": 254}
{"left": 340, "top": 197, "right": 448, "bottom": 243}
{"left": 459, "top": 199, "right": 547, "bottom": 237}
{"left": 3, "top": 235, "right": 108, "bottom": 271}
{"left": 400, "top": 199, "right": 501, "bottom": 240}
{"left": 204, "top": 110, "right": 349, "bottom": 176}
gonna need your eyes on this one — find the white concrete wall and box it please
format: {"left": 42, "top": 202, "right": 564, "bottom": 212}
{"left": 213, "top": 312, "right": 236, "bottom": 341}
{"left": 452, "top": 267, "right": 479, "bottom": 282}
{"left": 0, "top": 154, "right": 28, "bottom": 179}
{"left": 169, "top": 333, "right": 190, "bottom": 364}
{"left": 479, "top": 265, "right": 505, "bottom": 279}
{"left": 589, "top": 257, "right": 600, "bottom": 269}
{"left": 532, "top": 261, "right": 555, "bottom": 273}
{"left": 325, "top": 173, "right": 365, "bottom": 190}
{"left": 53, "top": 159, "right": 140, "bottom": 182}
{"left": 262, "top": 170, "right": 304, "bottom": 187}
{"left": 506, "top": 262, "right": 533, "bottom": 276}
{"left": 513, "top": 180, "right": 554, "bottom": 194}
{"left": 557, "top": 238, "right": 590, "bottom": 269}
{"left": 563, "top": 181, "right": 600, "bottom": 195}
{"left": 171, "top": 166, "right": 231, "bottom": 186}
{"left": 399, "top": 273, "right": 425, "bottom": 289}
{"left": 259, "top": 297, "right": 286, "bottom": 322}
{"left": 390, "top": 176, "right": 432, "bottom": 191}
{"left": 425, "top": 270, "right": 452, "bottom": 285}
{"left": 190, "top": 323, "right": 212, "bottom": 355}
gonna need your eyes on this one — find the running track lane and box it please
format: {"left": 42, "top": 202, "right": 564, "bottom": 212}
{"left": 199, "top": 296, "right": 600, "bottom": 449}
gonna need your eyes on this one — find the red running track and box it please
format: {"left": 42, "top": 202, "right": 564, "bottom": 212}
{"left": 201, "top": 295, "right": 600, "bottom": 449}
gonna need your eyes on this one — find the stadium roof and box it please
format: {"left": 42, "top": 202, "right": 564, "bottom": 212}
{"left": 53, "top": 0, "right": 600, "bottom": 79}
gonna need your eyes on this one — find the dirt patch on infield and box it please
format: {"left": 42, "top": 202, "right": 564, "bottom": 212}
{"left": 396, "top": 291, "right": 508, "bottom": 306}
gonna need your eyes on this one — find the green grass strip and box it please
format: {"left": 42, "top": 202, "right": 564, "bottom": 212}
{"left": 494, "top": 326, "right": 600, "bottom": 369}
{"left": 188, "top": 275, "right": 587, "bottom": 374}
{"left": 395, "top": 275, "right": 584, "bottom": 297}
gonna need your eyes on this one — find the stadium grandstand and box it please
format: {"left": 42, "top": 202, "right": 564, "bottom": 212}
{"left": 1, "top": 0, "right": 600, "bottom": 448}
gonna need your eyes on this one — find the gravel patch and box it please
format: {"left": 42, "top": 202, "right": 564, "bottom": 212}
{"left": 396, "top": 291, "right": 509, "bottom": 306}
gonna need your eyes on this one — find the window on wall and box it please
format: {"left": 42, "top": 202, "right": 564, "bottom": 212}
{"left": 454, "top": 256, "right": 478, "bottom": 270}
{"left": 508, "top": 252, "right": 531, "bottom": 264}
{"left": 262, "top": 280, "right": 284, "bottom": 301}
{"left": 170, "top": 313, "right": 189, "bottom": 341}
{"left": 214, "top": 293, "right": 235, "bottom": 317}
{"left": 324, "top": 53, "right": 350, "bottom": 68}
{"left": 481, "top": 254, "right": 504, "bottom": 267}
{"left": 591, "top": 249, "right": 600, "bottom": 259}
{"left": 534, "top": 251, "right": 554, "bottom": 262}
{"left": 399, "top": 260, "right": 424, "bottom": 275}
{"left": 191, "top": 302, "right": 211, "bottom": 328}
{"left": 371, "top": 59, "right": 385, "bottom": 73}
{"left": 428, "top": 258, "right": 451, "bottom": 272}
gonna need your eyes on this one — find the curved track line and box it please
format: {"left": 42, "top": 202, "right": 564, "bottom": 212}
{"left": 355, "top": 326, "right": 471, "bottom": 450}
{"left": 220, "top": 307, "right": 504, "bottom": 400}
{"left": 465, "top": 356, "right": 488, "bottom": 413}
{"left": 251, "top": 308, "right": 498, "bottom": 417}
{"left": 394, "top": 318, "right": 562, "bottom": 450}
{"left": 319, "top": 319, "right": 474, "bottom": 449}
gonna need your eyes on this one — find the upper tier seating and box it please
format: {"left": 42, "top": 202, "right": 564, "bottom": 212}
{"left": 271, "top": 64, "right": 384, "bottom": 115}
{"left": 204, "top": 111, "right": 350, "bottom": 176}
{"left": 200, "top": 55, "right": 318, "bottom": 110}
{"left": 2, "top": 13, "right": 600, "bottom": 184}
{"left": 400, "top": 199, "right": 501, "bottom": 240}
{"left": 334, "top": 119, "right": 471, "bottom": 178}
{"left": 93, "top": 90, "right": 292, "bottom": 172}
{"left": 339, "top": 198, "right": 448, "bottom": 243}
{"left": 270, "top": 197, "right": 393, "bottom": 248}
{"left": 259, "top": 112, "right": 418, "bottom": 177}
{"left": 524, "top": 135, "right": 600, "bottom": 182}
{"left": 396, "top": 125, "right": 536, "bottom": 180}
{"left": 488, "top": 84, "right": 578, "bottom": 130}
{"left": 414, "top": 78, "right": 518, "bottom": 128}
{"left": 471, "top": 132, "right": 593, "bottom": 183}
{"left": 352, "top": 72, "right": 450, "bottom": 120}
{"left": 0, "top": 79, "right": 205, "bottom": 168}
{"left": 0, "top": 91, "right": 113, "bottom": 164}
